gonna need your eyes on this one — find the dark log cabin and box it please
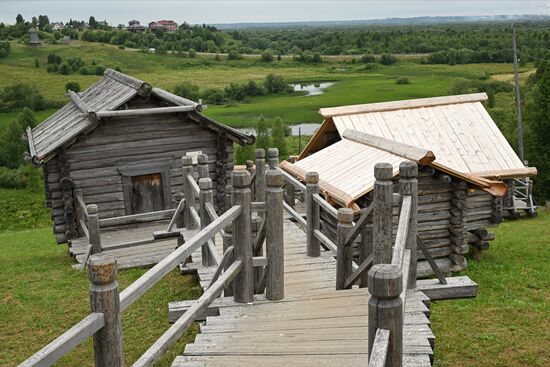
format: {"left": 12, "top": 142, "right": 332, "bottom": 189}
{"left": 281, "top": 93, "right": 536, "bottom": 276}
{"left": 27, "top": 69, "right": 254, "bottom": 246}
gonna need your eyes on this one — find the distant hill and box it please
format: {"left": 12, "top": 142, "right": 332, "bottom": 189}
{"left": 214, "top": 14, "right": 550, "bottom": 30}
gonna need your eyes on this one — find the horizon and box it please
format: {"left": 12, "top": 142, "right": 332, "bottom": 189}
{"left": 2, "top": 1, "right": 550, "bottom": 26}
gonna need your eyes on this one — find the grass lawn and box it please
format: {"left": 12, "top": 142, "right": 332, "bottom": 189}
{"left": 0, "top": 225, "right": 201, "bottom": 367}
{"left": 432, "top": 211, "right": 550, "bottom": 366}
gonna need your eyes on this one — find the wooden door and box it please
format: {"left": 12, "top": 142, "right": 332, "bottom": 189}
{"left": 130, "top": 173, "right": 165, "bottom": 214}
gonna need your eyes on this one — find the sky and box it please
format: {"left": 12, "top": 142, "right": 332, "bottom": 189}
{"left": 1, "top": 0, "right": 550, "bottom": 25}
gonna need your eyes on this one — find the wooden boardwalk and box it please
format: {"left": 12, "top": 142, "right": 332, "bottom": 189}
{"left": 171, "top": 218, "right": 434, "bottom": 366}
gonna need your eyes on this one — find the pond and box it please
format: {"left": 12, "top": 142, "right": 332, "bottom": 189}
{"left": 291, "top": 82, "right": 334, "bottom": 96}
{"left": 238, "top": 123, "right": 321, "bottom": 137}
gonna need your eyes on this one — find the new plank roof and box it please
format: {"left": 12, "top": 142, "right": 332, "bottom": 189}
{"left": 282, "top": 93, "right": 530, "bottom": 208}
{"left": 28, "top": 69, "right": 254, "bottom": 163}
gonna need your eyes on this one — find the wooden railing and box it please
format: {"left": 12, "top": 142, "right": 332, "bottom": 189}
{"left": 367, "top": 161, "right": 418, "bottom": 367}
{"left": 19, "top": 158, "right": 286, "bottom": 367}
{"left": 74, "top": 189, "right": 101, "bottom": 269}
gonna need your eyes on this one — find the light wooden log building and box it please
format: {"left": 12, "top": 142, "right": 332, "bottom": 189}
{"left": 26, "top": 69, "right": 254, "bottom": 247}
{"left": 281, "top": 93, "right": 537, "bottom": 274}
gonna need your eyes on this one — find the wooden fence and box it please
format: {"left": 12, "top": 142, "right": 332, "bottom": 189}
{"left": 18, "top": 151, "right": 285, "bottom": 367}
{"left": 281, "top": 160, "right": 422, "bottom": 367}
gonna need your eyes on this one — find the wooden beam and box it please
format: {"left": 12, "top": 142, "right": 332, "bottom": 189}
{"left": 320, "top": 93, "right": 488, "bottom": 117}
{"left": 96, "top": 105, "right": 195, "bottom": 119}
{"left": 26, "top": 126, "right": 37, "bottom": 162}
{"left": 151, "top": 87, "right": 201, "bottom": 110}
{"left": 474, "top": 167, "right": 538, "bottom": 179}
{"left": 68, "top": 90, "right": 97, "bottom": 122}
{"left": 342, "top": 129, "right": 435, "bottom": 166}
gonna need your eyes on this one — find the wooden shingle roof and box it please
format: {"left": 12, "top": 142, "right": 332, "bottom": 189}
{"left": 28, "top": 69, "right": 254, "bottom": 163}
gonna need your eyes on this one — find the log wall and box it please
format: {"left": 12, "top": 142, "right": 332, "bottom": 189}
{"left": 45, "top": 111, "right": 234, "bottom": 243}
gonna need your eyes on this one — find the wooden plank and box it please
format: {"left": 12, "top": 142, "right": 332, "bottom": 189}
{"left": 320, "top": 92, "right": 488, "bottom": 117}
{"left": 417, "top": 275, "right": 478, "bottom": 300}
{"left": 18, "top": 313, "right": 104, "bottom": 367}
{"left": 369, "top": 328, "right": 390, "bottom": 367}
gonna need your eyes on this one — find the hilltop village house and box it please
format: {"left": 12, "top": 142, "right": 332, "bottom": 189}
{"left": 127, "top": 19, "right": 146, "bottom": 33}
{"left": 281, "top": 93, "right": 536, "bottom": 276}
{"left": 149, "top": 20, "right": 179, "bottom": 32}
{"left": 26, "top": 69, "right": 254, "bottom": 246}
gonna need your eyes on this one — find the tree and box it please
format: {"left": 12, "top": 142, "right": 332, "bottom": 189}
{"left": 380, "top": 53, "right": 397, "bottom": 65}
{"left": 255, "top": 116, "right": 270, "bottom": 153}
{"left": 173, "top": 82, "right": 200, "bottom": 101}
{"left": 38, "top": 15, "right": 50, "bottom": 30}
{"left": 0, "top": 108, "right": 37, "bottom": 168}
{"left": 89, "top": 16, "right": 97, "bottom": 29}
{"left": 16, "top": 14, "right": 24, "bottom": 24}
{"left": 261, "top": 49, "right": 274, "bottom": 62}
{"left": 361, "top": 54, "right": 376, "bottom": 63}
{"left": 264, "top": 74, "right": 289, "bottom": 94}
{"left": 271, "top": 118, "right": 288, "bottom": 159}
{"left": 65, "top": 81, "right": 81, "bottom": 93}
{"left": 525, "top": 61, "right": 550, "bottom": 201}
{"left": 234, "top": 143, "right": 255, "bottom": 165}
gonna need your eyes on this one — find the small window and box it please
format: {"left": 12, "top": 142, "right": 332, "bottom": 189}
{"left": 130, "top": 173, "right": 165, "bottom": 214}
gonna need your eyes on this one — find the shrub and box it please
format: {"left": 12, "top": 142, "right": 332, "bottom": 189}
{"left": 380, "top": 53, "right": 397, "bottom": 65}
{"left": 0, "top": 41, "right": 10, "bottom": 58}
{"left": 359, "top": 63, "right": 379, "bottom": 72}
{"left": 0, "top": 83, "right": 46, "bottom": 112}
{"left": 65, "top": 81, "right": 81, "bottom": 93}
{"left": 361, "top": 54, "right": 376, "bottom": 63}
{"left": 118, "top": 45, "right": 125, "bottom": 49}
{"left": 47, "top": 53, "right": 62, "bottom": 65}
{"left": 264, "top": 74, "right": 290, "bottom": 94}
{"left": 261, "top": 49, "right": 274, "bottom": 62}
{"left": 0, "top": 108, "right": 37, "bottom": 168}
{"left": 173, "top": 82, "right": 200, "bottom": 101}
{"left": 200, "top": 88, "right": 225, "bottom": 104}
{"left": 34, "top": 58, "right": 39, "bottom": 68}
{"left": 395, "top": 76, "right": 410, "bottom": 84}
{"left": 188, "top": 48, "right": 197, "bottom": 58}
{"left": 244, "top": 81, "right": 265, "bottom": 97}
{"left": 227, "top": 50, "right": 241, "bottom": 60}
{"left": 0, "top": 165, "right": 42, "bottom": 190}
{"left": 224, "top": 83, "right": 247, "bottom": 101}
{"left": 94, "top": 66, "right": 106, "bottom": 75}
{"left": 58, "top": 62, "right": 71, "bottom": 75}
{"left": 46, "top": 64, "right": 58, "bottom": 73}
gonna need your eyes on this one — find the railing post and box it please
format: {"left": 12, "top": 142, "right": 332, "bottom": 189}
{"left": 373, "top": 163, "right": 394, "bottom": 265}
{"left": 231, "top": 170, "right": 254, "bottom": 303}
{"left": 399, "top": 161, "right": 418, "bottom": 288}
{"left": 88, "top": 253, "right": 124, "bottom": 367}
{"left": 225, "top": 183, "right": 233, "bottom": 212}
{"left": 197, "top": 153, "right": 209, "bottom": 180}
{"left": 87, "top": 204, "right": 102, "bottom": 255}
{"left": 266, "top": 169, "right": 284, "bottom": 300}
{"left": 368, "top": 264, "right": 403, "bottom": 367}
{"left": 222, "top": 223, "right": 233, "bottom": 297}
{"left": 199, "top": 178, "right": 215, "bottom": 266}
{"left": 268, "top": 147, "right": 279, "bottom": 170}
{"left": 306, "top": 171, "right": 320, "bottom": 257}
{"left": 336, "top": 208, "right": 354, "bottom": 290}
{"left": 246, "top": 160, "right": 256, "bottom": 200}
{"left": 181, "top": 156, "right": 195, "bottom": 230}
{"left": 255, "top": 149, "right": 266, "bottom": 204}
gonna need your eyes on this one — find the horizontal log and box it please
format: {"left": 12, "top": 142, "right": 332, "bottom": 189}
{"left": 99, "top": 209, "right": 175, "bottom": 228}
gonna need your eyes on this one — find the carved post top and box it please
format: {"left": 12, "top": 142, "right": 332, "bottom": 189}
{"left": 245, "top": 160, "right": 254, "bottom": 169}
{"left": 181, "top": 155, "right": 193, "bottom": 167}
{"left": 399, "top": 161, "right": 418, "bottom": 179}
{"left": 266, "top": 169, "right": 284, "bottom": 187}
{"left": 368, "top": 264, "right": 402, "bottom": 299}
{"left": 199, "top": 178, "right": 212, "bottom": 191}
{"left": 232, "top": 170, "right": 251, "bottom": 188}
{"left": 87, "top": 204, "right": 98, "bottom": 215}
{"left": 268, "top": 148, "right": 279, "bottom": 159}
{"left": 306, "top": 171, "right": 319, "bottom": 185}
{"left": 338, "top": 207, "right": 354, "bottom": 224}
{"left": 374, "top": 163, "right": 394, "bottom": 181}
{"left": 198, "top": 153, "right": 208, "bottom": 165}
{"left": 256, "top": 148, "right": 266, "bottom": 159}
{"left": 88, "top": 253, "right": 117, "bottom": 285}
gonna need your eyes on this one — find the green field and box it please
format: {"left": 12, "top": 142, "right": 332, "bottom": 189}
{"left": 0, "top": 42, "right": 532, "bottom": 128}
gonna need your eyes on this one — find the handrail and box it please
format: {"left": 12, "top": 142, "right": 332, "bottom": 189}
{"left": 187, "top": 174, "right": 200, "bottom": 197}
{"left": 208, "top": 246, "right": 234, "bottom": 288}
{"left": 18, "top": 313, "right": 105, "bottom": 367}
{"left": 205, "top": 202, "right": 225, "bottom": 237}
{"left": 131, "top": 260, "right": 242, "bottom": 367}
{"left": 368, "top": 328, "right": 390, "bottom": 367}
{"left": 312, "top": 193, "right": 338, "bottom": 219}
{"left": 74, "top": 192, "right": 88, "bottom": 221}
{"left": 189, "top": 206, "right": 201, "bottom": 228}
{"left": 280, "top": 168, "right": 306, "bottom": 192}
{"left": 119, "top": 205, "right": 242, "bottom": 311}
{"left": 283, "top": 201, "right": 306, "bottom": 227}
{"left": 166, "top": 198, "right": 186, "bottom": 232}
{"left": 99, "top": 209, "right": 175, "bottom": 228}
{"left": 313, "top": 229, "right": 337, "bottom": 254}
{"left": 391, "top": 194, "right": 412, "bottom": 269}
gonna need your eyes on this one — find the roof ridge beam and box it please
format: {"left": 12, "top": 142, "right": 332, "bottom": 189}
{"left": 96, "top": 105, "right": 195, "bottom": 118}
{"left": 69, "top": 90, "right": 98, "bottom": 123}
{"left": 319, "top": 93, "right": 488, "bottom": 117}
{"left": 342, "top": 129, "right": 435, "bottom": 166}
{"left": 151, "top": 87, "right": 201, "bottom": 111}
{"left": 104, "top": 68, "right": 152, "bottom": 97}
